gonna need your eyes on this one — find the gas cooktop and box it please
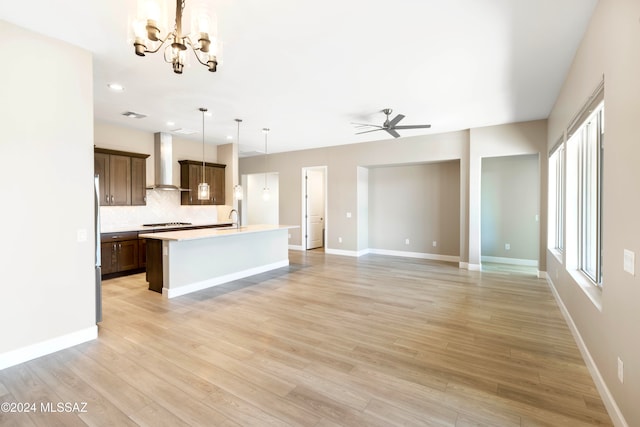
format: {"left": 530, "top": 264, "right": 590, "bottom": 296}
{"left": 142, "top": 222, "right": 192, "bottom": 227}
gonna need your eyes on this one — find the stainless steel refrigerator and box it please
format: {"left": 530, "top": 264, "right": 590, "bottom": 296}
{"left": 94, "top": 175, "right": 103, "bottom": 323}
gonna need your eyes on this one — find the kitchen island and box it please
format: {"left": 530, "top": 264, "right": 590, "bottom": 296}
{"left": 139, "top": 224, "right": 297, "bottom": 298}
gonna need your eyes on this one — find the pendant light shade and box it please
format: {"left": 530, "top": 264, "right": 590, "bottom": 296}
{"left": 197, "top": 107, "right": 210, "bottom": 200}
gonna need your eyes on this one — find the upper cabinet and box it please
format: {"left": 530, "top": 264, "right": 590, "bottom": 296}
{"left": 179, "top": 160, "right": 226, "bottom": 205}
{"left": 95, "top": 148, "right": 149, "bottom": 206}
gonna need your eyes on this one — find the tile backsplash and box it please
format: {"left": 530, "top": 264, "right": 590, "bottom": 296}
{"left": 100, "top": 190, "right": 233, "bottom": 231}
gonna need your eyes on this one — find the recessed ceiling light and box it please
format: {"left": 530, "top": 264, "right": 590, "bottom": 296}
{"left": 226, "top": 135, "right": 232, "bottom": 140}
{"left": 204, "top": 111, "right": 213, "bottom": 117}
{"left": 108, "top": 83, "right": 124, "bottom": 92}
{"left": 166, "top": 121, "right": 175, "bottom": 126}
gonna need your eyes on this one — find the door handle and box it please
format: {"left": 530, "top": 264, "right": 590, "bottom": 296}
{"left": 110, "top": 195, "right": 114, "bottom": 204}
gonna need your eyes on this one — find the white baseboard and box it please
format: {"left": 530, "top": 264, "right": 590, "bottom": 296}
{"left": 546, "top": 277, "right": 628, "bottom": 427}
{"left": 0, "top": 326, "right": 97, "bottom": 371}
{"left": 368, "top": 248, "right": 459, "bottom": 263}
{"left": 537, "top": 270, "right": 547, "bottom": 279}
{"left": 324, "top": 248, "right": 361, "bottom": 257}
{"left": 163, "top": 260, "right": 289, "bottom": 299}
{"left": 481, "top": 255, "right": 538, "bottom": 267}
{"left": 288, "top": 244, "right": 304, "bottom": 251}
{"left": 462, "top": 263, "right": 481, "bottom": 271}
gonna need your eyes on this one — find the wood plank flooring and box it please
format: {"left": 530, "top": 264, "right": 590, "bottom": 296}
{"left": 0, "top": 251, "right": 612, "bottom": 426}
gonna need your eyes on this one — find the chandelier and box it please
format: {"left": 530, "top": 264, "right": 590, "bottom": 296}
{"left": 133, "top": 0, "right": 220, "bottom": 74}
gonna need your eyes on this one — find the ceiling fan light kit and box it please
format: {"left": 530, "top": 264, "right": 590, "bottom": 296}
{"left": 353, "top": 108, "right": 431, "bottom": 138}
{"left": 132, "top": 0, "right": 221, "bottom": 74}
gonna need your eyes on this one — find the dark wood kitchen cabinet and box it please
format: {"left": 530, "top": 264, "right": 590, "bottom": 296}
{"left": 101, "top": 231, "right": 140, "bottom": 276}
{"left": 95, "top": 148, "right": 149, "bottom": 206}
{"left": 179, "top": 160, "right": 226, "bottom": 205}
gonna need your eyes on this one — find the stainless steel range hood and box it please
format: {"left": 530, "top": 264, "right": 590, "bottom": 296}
{"left": 146, "top": 132, "right": 188, "bottom": 191}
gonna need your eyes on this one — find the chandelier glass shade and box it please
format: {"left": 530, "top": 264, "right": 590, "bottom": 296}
{"left": 133, "top": 0, "right": 221, "bottom": 74}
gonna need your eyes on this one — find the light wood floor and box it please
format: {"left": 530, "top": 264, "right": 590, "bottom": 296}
{"left": 0, "top": 251, "right": 612, "bottom": 426}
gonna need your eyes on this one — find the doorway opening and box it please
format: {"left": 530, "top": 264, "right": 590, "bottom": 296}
{"left": 480, "top": 154, "right": 539, "bottom": 274}
{"left": 241, "top": 172, "right": 279, "bottom": 226}
{"left": 302, "top": 166, "right": 327, "bottom": 250}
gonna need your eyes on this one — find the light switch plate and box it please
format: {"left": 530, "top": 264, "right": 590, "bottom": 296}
{"left": 623, "top": 249, "right": 635, "bottom": 276}
{"left": 76, "top": 229, "right": 87, "bottom": 242}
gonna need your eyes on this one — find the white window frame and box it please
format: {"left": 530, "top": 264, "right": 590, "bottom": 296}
{"left": 548, "top": 141, "right": 565, "bottom": 258}
{"left": 566, "top": 98, "right": 604, "bottom": 288}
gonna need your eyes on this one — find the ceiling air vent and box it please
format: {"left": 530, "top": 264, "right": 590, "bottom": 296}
{"left": 171, "top": 128, "right": 199, "bottom": 135}
{"left": 121, "top": 111, "right": 147, "bottom": 119}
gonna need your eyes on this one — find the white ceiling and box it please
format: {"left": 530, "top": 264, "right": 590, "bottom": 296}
{"left": 1, "top": 0, "right": 597, "bottom": 155}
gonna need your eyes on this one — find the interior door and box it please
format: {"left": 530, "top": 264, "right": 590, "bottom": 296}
{"left": 306, "top": 169, "right": 325, "bottom": 249}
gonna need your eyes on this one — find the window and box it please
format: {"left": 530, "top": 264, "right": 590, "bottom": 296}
{"left": 566, "top": 99, "right": 604, "bottom": 286}
{"left": 548, "top": 143, "right": 565, "bottom": 254}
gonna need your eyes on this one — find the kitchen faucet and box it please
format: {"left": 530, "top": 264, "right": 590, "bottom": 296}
{"left": 228, "top": 209, "right": 239, "bottom": 229}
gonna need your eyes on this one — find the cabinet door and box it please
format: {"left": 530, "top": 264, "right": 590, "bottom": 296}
{"left": 189, "top": 163, "right": 206, "bottom": 205}
{"left": 138, "top": 238, "right": 147, "bottom": 268}
{"left": 117, "top": 240, "right": 139, "bottom": 271}
{"left": 94, "top": 153, "right": 110, "bottom": 206}
{"left": 210, "top": 166, "right": 225, "bottom": 205}
{"left": 109, "top": 155, "right": 132, "bottom": 206}
{"left": 101, "top": 242, "right": 116, "bottom": 274}
{"left": 131, "top": 157, "right": 147, "bottom": 206}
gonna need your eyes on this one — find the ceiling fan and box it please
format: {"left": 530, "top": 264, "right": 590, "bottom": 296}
{"left": 353, "top": 108, "right": 431, "bottom": 138}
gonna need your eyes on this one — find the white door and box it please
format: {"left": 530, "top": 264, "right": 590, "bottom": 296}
{"left": 306, "top": 169, "right": 325, "bottom": 249}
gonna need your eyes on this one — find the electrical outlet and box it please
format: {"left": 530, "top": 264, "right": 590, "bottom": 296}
{"left": 338, "top": 237, "right": 342, "bottom": 243}
{"left": 432, "top": 241, "right": 437, "bottom": 247}
{"left": 505, "top": 243, "right": 511, "bottom": 250}
{"left": 346, "top": 212, "right": 352, "bottom": 218}
{"left": 405, "top": 238, "right": 410, "bottom": 245}
{"left": 618, "top": 357, "right": 624, "bottom": 383}
{"left": 288, "top": 233, "right": 291, "bottom": 239}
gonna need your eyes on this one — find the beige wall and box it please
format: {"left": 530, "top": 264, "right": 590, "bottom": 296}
{"left": 0, "top": 21, "right": 96, "bottom": 362}
{"left": 546, "top": 0, "right": 640, "bottom": 425}
{"left": 469, "top": 120, "right": 548, "bottom": 269}
{"left": 369, "top": 162, "right": 460, "bottom": 256}
{"left": 481, "top": 154, "right": 539, "bottom": 261}
{"left": 240, "top": 120, "right": 547, "bottom": 266}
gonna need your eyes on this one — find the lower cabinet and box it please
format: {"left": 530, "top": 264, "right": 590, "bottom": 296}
{"left": 101, "top": 232, "right": 140, "bottom": 276}
{"left": 101, "top": 224, "right": 233, "bottom": 280}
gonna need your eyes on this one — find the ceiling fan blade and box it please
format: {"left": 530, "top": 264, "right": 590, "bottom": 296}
{"left": 393, "top": 124, "right": 432, "bottom": 130}
{"left": 385, "top": 128, "right": 401, "bottom": 138}
{"left": 388, "top": 114, "right": 405, "bottom": 127}
{"left": 351, "top": 122, "right": 383, "bottom": 129}
{"left": 355, "top": 128, "right": 384, "bottom": 135}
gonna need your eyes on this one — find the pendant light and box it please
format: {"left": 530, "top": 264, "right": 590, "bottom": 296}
{"left": 233, "top": 118, "right": 243, "bottom": 200}
{"left": 197, "top": 107, "right": 210, "bottom": 200}
{"left": 262, "top": 128, "right": 270, "bottom": 201}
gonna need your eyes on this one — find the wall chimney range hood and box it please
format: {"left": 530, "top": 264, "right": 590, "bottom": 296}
{"left": 146, "top": 132, "right": 188, "bottom": 191}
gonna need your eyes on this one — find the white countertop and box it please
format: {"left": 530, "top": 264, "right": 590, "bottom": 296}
{"left": 101, "top": 221, "right": 234, "bottom": 234}
{"left": 139, "top": 224, "right": 298, "bottom": 242}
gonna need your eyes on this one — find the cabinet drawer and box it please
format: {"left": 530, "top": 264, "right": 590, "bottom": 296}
{"left": 101, "top": 231, "right": 139, "bottom": 243}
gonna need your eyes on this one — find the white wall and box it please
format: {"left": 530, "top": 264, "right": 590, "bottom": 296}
{"left": 245, "top": 173, "right": 279, "bottom": 225}
{"left": 546, "top": 0, "right": 640, "bottom": 425}
{"left": 0, "top": 21, "right": 96, "bottom": 367}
